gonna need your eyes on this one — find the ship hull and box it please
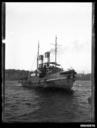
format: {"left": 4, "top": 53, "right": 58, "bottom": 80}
{"left": 46, "top": 78, "right": 74, "bottom": 89}
{"left": 21, "top": 77, "right": 74, "bottom": 90}
{"left": 21, "top": 70, "right": 76, "bottom": 90}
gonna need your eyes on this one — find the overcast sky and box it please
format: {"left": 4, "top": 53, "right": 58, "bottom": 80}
{"left": 5, "top": 2, "right": 92, "bottom": 73}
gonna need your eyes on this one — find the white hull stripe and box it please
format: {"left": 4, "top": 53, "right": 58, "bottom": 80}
{"left": 46, "top": 77, "right": 69, "bottom": 82}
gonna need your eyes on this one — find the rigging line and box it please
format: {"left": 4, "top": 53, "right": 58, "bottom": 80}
{"left": 55, "top": 36, "right": 57, "bottom": 64}
{"left": 37, "top": 41, "right": 39, "bottom": 70}
{"left": 32, "top": 55, "right": 36, "bottom": 70}
{"left": 31, "top": 47, "right": 38, "bottom": 71}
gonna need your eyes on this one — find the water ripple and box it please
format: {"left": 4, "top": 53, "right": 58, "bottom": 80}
{"left": 3, "top": 80, "right": 93, "bottom": 122}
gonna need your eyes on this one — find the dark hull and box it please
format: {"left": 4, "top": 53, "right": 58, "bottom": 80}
{"left": 20, "top": 70, "right": 76, "bottom": 90}
{"left": 21, "top": 77, "right": 75, "bottom": 90}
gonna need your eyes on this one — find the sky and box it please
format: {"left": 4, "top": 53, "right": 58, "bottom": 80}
{"left": 5, "top": 2, "right": 92, "bottom": 73}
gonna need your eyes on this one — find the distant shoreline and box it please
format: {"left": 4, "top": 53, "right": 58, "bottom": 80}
{"left": 5, "top": 69, "right": 91, "bottom": 81}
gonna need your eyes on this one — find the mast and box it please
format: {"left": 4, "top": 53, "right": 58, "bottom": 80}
{"left": 55, "top": 36, "right": 57, "bottom": 64}
{"left": 37, "top": 41, "right": 39, "bottom": 70}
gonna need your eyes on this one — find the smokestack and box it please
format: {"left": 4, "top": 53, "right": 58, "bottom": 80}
{"left": 38, "top": 55, "right": 43, "bottom": 68}
{"left": 45, "top": 52, "right": 50, "bottom": 67}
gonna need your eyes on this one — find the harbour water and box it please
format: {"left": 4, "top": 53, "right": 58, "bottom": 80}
{"left": 2, "top": 80, "right": 94, "bottom": 122}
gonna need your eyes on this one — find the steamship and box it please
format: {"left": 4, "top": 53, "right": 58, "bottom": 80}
{"left": 21, "top": 37, "right": 77, "bottom": 90}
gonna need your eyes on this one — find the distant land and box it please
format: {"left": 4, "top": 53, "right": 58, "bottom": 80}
{"left": 5, "top": 69, "right": 91, "bottom": 81}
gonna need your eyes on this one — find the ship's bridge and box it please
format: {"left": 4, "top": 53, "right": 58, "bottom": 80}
{"left": 43, "top": 62, "right": 63, "bottom": 73}
{"left": 44, "top": 62, "right": 60, "bottom": 66}
{"left": 38, "top": 62, "right": 63, "bottom": 77}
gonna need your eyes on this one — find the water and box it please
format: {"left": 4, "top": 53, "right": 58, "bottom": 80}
{"left": 2, "top": 80, "right": 93, "bottom": 122}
